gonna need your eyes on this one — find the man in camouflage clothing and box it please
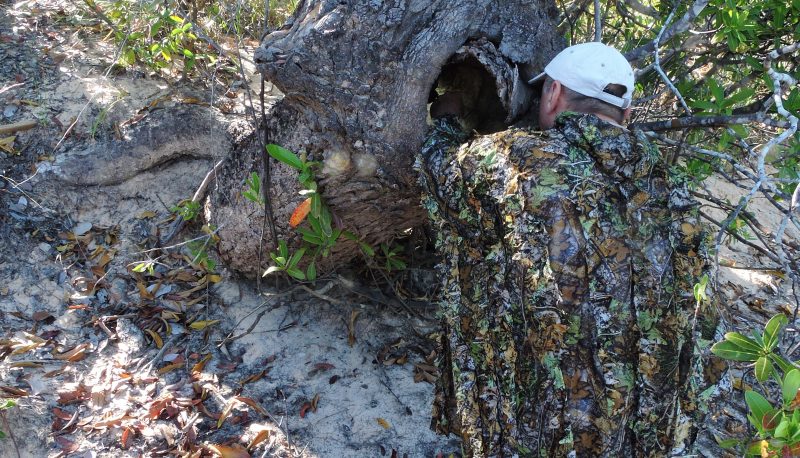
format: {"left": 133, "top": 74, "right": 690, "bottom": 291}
{"left": 417, "top": 43, "right": 711, "bottom": 456}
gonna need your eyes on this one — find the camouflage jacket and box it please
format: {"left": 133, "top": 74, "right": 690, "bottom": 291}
{"left": 416, "top": 113, "right": 710, "bottom": 457}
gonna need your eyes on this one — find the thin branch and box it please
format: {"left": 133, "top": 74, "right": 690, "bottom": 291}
{"left": 632, "top": 113, "right": 791, "bottom": 131}
{"left": 161, "top": 159, "right": 226, "bottom": 244}
{"left": 624, "top": 0, "right": 710, "bottom": 63}
{"left": 652, "top": 3, "right": 692, "bottom": 115}
{"left": 763, "top": 43, "right": 800, "bottom": 287}
{"left": 594, "top": 0, "right": 602, "bottom": 42}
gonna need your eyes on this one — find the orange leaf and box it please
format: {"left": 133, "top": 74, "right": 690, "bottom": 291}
{"left": 157, "top": 362, "right": 183, "bottom": 375}
{"left": 376, "top": 418, "right": 391, "bottom": 429}
{"left": 191, "top": 354, "right": 212, "bottom": 374}
{"left": 289, "top": 198, "right": 312, "bottom": 228}
{"left": 299, "top": 401, "right": 312, "bottom": 418}
{"left": 120, "top": 426, "right": 134, "bottom": 449}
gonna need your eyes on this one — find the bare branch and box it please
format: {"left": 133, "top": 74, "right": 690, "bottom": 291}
{"left": 624, "top": 0, "right": 710, "bottom": 63}
{"left": 623, "top": 0, "right": 658, "bottom": 17}
{"left": 594, "top": 0, "right": 602, "bottom": 42}
{"left": 631, "top": 113, "right": 791, "bottom": 131}
{"left": 652, "top": 4, "right": 692, "bottom": 115}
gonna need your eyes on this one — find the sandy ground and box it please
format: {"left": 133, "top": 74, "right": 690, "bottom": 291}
{"left": 1, "top": 1, "right": 798, "bottom": 458}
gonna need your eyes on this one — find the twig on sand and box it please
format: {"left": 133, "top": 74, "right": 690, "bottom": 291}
{"left": 0, "top": 119, "right": 37, "bottom": 135}
{"left": 135, "top": 334, "right": 182, "bottom": 373}
{"left": 160, "top": 159, "right": 225, "bottom": 244}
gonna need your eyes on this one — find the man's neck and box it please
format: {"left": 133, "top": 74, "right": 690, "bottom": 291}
{"left": 592, "top": 113, "right": 626, "bottom": 129}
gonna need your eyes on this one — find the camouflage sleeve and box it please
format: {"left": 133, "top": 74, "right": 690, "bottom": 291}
{"left": 416, "top": 115, "right": 471, "bottom": 216}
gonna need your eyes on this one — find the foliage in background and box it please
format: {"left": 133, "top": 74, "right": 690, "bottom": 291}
{"left": 82, "top": 0, "right": 299, "bottom": 76}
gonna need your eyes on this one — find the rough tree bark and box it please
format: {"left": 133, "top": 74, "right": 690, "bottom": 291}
{"left": 209, "top": 0, "right": 564, "bottom": 276}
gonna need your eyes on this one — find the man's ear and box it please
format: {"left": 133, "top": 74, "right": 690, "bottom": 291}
{"left": 623, "top": 106, "right": 632, "bottom": 123}
{"left": 541, "top": 79, "right": 562, "bottom": 115}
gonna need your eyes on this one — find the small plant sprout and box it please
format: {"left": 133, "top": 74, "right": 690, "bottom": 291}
{"left": 252, "top": 144, "right": 367, "bottom": 282}
{"left": 171, "top": 200, "right": 201, "bottom": 221}
{"left": 380, "top": 242, "right": 407, "bottom": 272}
{"left": 0, "top": 398, "right": 15, "bottom": 439}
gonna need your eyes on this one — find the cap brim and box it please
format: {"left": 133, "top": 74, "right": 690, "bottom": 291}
{"left": 527, "top": 72, "right": 546, "bottom": 85}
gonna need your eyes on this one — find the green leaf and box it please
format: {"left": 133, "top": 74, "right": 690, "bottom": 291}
{"left": 716, "top": 438, "right": 739, "bottom": 449}
{"left": 784, "top": 369, "right": 800, "bottom": 405}
{"left": 311, "top": 194, "right": 322, "bottom": 219}
{"left": 297, "top": 227, "right": 324, "bottom": 245}
{"left": 752, "top": 330, "right": 765, "bottom": 348}
{"left": 775, "top": 417, "right": 790, "bottom": 439}
{"left": 266, "top": 144, "right": 304, "bottom": 170}
{"left": 278, "top": 240, "right": 288, "bottom": 259}
{"left": 0, "top": 400, "right": 16, "bottom": 409}
{"left": 359, "top": 241, "right": 375, "bottom": 257}
{"left": 309, "top": 216, "right": 323, "bottom": 240}
{"left": 298, "top": 168, "right": 312, "bottom": 184}
{"left": 306, "top": 262, "right": 317, "bottom": 281}
{"left": 693, "top": 275, "right": 709, "bottom": 304}
{"left": 745, "top": 391, "right": 773, "bottom": 424}
{"left": 765, "top": 314, "right": 788, "bottom": 350}
{"left": 755, "top": 356, "right": 774, "bottom": 382}
{"left": 320, "top": 207, "right": 333, "bottom": 238}
{"left": 725, "top": 87, "right": 755, "bottom": 107}
{"left": 286, "top": 268, "right": 306, "bottom": 280}
{"left": 711, "top": 340, "right": 760, "bottom": 361}
{"left": 708, "top": 78, "right": 725, "bottom": 104}
{"left": 262, "top": 265, "right": 283, "bottom": 277}
{"left": 287, "top": 248, "right": 306, "bottom": 269}
{"left": 723, "top": 332, "right": 763, "bottom": 353}
{"left": 770, "top": 353, "right": 795, "bottom": 375}
{"left": 243, "top": 190, "right": 262, "bottom": 204}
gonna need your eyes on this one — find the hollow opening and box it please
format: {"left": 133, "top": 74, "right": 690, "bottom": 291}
{"left": 429, "top": 58, "right": 509, "bottom": 135}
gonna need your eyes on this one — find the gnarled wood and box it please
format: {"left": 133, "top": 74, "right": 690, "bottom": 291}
{"left": 209, "top": 0, "right": 564, "bottom": 276}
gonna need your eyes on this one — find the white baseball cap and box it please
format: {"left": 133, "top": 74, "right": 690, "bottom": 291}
{"left": 528, "top": 42, "right": 635, "bottom": 109}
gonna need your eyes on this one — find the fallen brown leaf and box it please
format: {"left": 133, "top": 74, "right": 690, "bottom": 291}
{"left": 206, "top": 443, "right": 250, "bottom": 458}
{"left": 239, "top": 370, "right": 266, "bottom": 386}
{"left": 217, "top": 398, "right": 237, "bottom": 428}
{"left": 55, "top": 436, "right": 78, "bottom": 453}
{"left": 235, "top": 396, "right": 267, "bottom": 416}
{"left": 248, "top": 429, "right": 270, "bottom": 450}
{"left": 53, "top": 343, "right": 90, "bottom": 362}
{"left": 376, "top": 418, "right": 391, "bottom": 429}
{"left": 0, "top": 385, "right": 28, "bottom": 396}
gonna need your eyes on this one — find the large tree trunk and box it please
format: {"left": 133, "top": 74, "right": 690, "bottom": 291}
{"left": 209, "top": 0, "right": 564, "bottom": 276}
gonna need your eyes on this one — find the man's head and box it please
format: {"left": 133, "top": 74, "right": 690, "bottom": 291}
{"left": 530, "top": 42, "right": 635, "bottom": 129}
